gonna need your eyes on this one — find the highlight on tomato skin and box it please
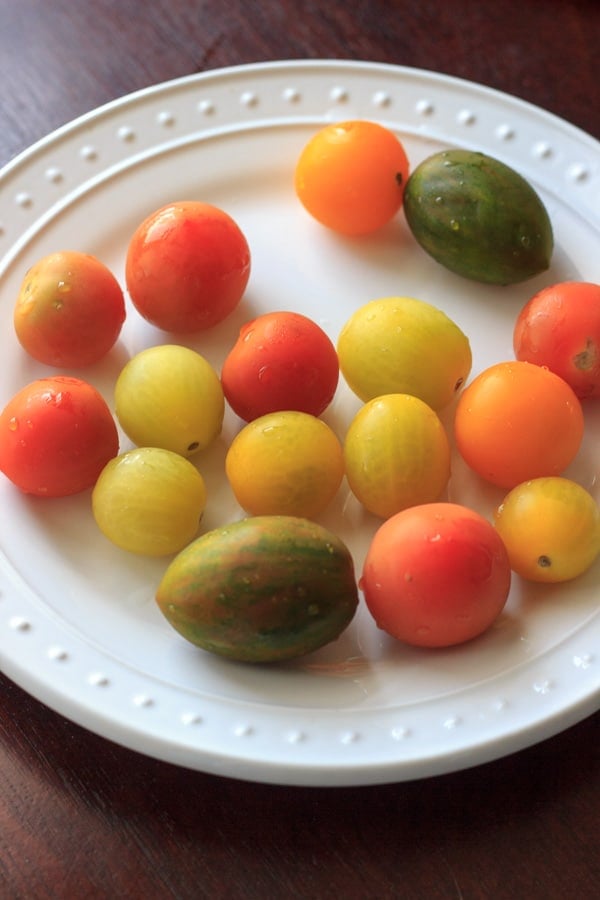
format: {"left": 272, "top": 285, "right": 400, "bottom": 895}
{"left": 360, "top": 502, "right": 512, "bottom": 648}
{"left": 0, "top": 376, "right": 119, "bottom": 497}
{"left": 294, "top": 120, "right": 410, "bottom": 236}
{"left": 513, "top": 281, "right": 600, "bottom": 399}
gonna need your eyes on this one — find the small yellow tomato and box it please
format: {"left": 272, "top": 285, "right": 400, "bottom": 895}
{"left": 494, "top": 477, "right": 600, "bottom": 582}
{"left": 92, "top": 447, "right": 207, "bottom": 557}
{"left": 225, "top": 410, "right": 344, "bottom": 518}
{"left": 343, "top": 393, "right": 451, "bottom": 519}
{"left": 115, "top": 344, "right": 224, "bottom": 457}
{"left": 337, "top": 296, "right": 471, "bottom": 410}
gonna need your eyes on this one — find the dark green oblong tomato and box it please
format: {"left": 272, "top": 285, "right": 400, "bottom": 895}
{"left": 403, "top": 149, "right": 553, "bottom": 285}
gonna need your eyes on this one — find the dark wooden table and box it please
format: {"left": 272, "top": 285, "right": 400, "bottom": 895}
{"left": 1, "top": 1, "right": 598, "bottom": 897}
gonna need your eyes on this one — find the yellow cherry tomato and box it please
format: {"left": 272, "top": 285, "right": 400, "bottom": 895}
{"left": 343, "top": 393, "right": 451, "bottom": 519}
{"left": 494, "top": 477, "right": 600, "bottom": 582}
{"left": 225, "top": 410, "right": 344, "bottom": 518}
{"left": 337, "top": 296, "right": 472, "bottom": 410}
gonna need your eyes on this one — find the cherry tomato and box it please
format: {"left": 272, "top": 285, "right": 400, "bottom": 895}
{"left": 294, "top": 120, "right": 410, "bottom": 235}
{"left": 454, "top": 361, "right": 584, "bottom": 489}
{"left": 13, "top": 251, "right": 125, "bottom": 367}
{"left": 0, "top": 376, "right": 119, "bottom": 497}
{"left": 221, "top": 311, "right": 339, "bottom": 421}
{"left": 513, "top": 281, "right": 600, "bottom": 399}
{"left": 225, "top": 410, "right": 344, "bottom": 518}
{"left": 125, "top": 201, "right": 251, "bottom": 333}
{"left": 494, "top": 477, "right": 600, "bottom": 582}
{"left": 361, "top": 503, "right": 512, "bottom": 648}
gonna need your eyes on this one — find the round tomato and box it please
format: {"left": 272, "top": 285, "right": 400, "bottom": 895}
{"left": 361, "top": 503, "right": 511, "bottom": 648}
{"left": 93, "top": 447, "right": 207, "bottom": 557}
{"left": 221, "top": 311, "right": 339, "bottom": 421}
{"left": 494, "top": 477, "right": 600, "bottom": 582}
{"left": 294, "top": 120, "right": 410, "bottom": 235}
{"left": 454, "top": 361, "right": 584, "bottom": 489}
{"left": 125, "top": 201, "right": 251, "bottom": 333}
{"left": 513, "top": 281, "right": 600, "bottom": 399}
{"left": 13, "top": 250, "right": 125, "bottom": 367}
{"left": 0, "top": 376, "right": 119, "bottom": 497}
{"left": 225, "top": 410, "right": 344, "bottom": 518}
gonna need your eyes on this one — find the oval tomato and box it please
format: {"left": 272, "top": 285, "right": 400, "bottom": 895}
{"left": 14, "top": 250, "right": 125, "bottom": 367}
{"left": 221, "top": 311, "right": 339, "bottom": 421}
{"left": 361, "top": 502, "right": 512, "bottom": 648}
{"left": 125, "top": 201, "right": 251, "bottom": 333}
{"left": 0, "top": 376, "right": 119, "bottom": 497}
{"left": 513, "top": 281, "right": 600, "bottom": 398}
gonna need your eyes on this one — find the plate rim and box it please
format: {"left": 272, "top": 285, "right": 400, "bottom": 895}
{"left": 0, "top": 58, "right": 598, "bottom": 787}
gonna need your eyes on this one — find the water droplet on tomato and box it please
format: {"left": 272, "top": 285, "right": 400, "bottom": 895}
{"left": 8, "top": 416, "right": 19, "bottom": 431}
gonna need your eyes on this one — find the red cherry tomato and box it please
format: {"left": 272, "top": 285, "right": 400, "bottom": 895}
{"left": 513, "top": 281, "right": 600, "bottom": 398}
{"left": 125, "top": 201, "right": 251, "bottom": 333}
{"left": 13, "top": 251, "right": 125, "bottom": 367}
{"left": 361, "top": 503, "right": 512, "bottom": 648}
{"left": 221, "top": 311, "right": 339, "bottom": 421}
{"left": 0, "top": 376, "right": 119, "bottom": 497}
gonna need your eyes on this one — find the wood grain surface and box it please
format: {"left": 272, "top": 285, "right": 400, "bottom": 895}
{"left": 0, "top": 1, "right": 598, "bottom": 898}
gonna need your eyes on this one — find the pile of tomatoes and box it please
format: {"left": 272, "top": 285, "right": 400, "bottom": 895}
{"left": 0, "top": 119, "right": 599, "bottom": 652}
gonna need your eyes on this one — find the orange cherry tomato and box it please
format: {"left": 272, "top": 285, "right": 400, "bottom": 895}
{"left": 125, "top": 201, "right": 251, "bottom": 333}
{"left": 294, "top": 120, "right": 410, "bottom": 235}
{"left": 361, "top": 502, "right": 511, "bottom": 648}
{"left": 0, "top": 376, "right": 119, "bottom": 497}
{"left": 454, "top": 361, "right": 584, "bottom": 489}
{"left": 221, "top": 311, "right": 339, "bottom": 421}
{"left": 14, "top": 251, "right": 125, "bottom": 368}
{"left": 513, "top": 281, "right": 600, "bottom": 399}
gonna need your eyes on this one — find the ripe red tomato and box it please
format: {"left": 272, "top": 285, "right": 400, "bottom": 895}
{"left": 220, "top": 311, "right": 339, "bottom": 421}
{"left": 513, "top": 281, "right": 600, "bottom": 398}
{"left": 13, "top": 251, "right": 125, "bottom": 367}
{"left": 361, "top": 503, "right": 512, "bottom": 648}
{"left": 125, "top": 201, "right": 251, "bottom": 333}
{"left": 0, "top": 376, "right": 119, "bottom": 497}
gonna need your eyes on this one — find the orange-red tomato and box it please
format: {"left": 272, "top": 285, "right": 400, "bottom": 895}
{"left": 294, "top": 120, "right": 410, "bottom": 235}
{"left": 454, "top": 361, "right": 584, "bottom": 489}
{"left": 221, "top": 311, "right": 339, "bottom": 421}
{"left": 513, "top": 281, "right": 600, "bottom": 399}
{"left": 125, "top": 201, "right": 251, "bottom": 333}
{"left": 361, "top": 502, "right": 511, "bottom": 648}
{"left": 14, "top": 251, "right": 125, "bottom": 367}
{"left": 0, "top": 376, "right": 119, "bottom": 497}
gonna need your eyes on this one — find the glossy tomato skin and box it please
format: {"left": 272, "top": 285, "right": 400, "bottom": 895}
{"left": 14, "top": 251, "right": 125, "bottom": 367}
{"left": 0, "top": 376, "right": 119, "bottom": 497}
{"left": 513, "top": 281, "right": 600, "bottom": 398}
{"left": 125, "top": 201, "right": 251, "bottom": 333}
{"left": 361, "top": 503, "right": 511, "bottom": 648}
{"left": 221, "top": 311, "right": 339, "bottom": 420}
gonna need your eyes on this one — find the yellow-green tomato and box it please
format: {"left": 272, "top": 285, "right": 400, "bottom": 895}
{"left": 92, "top": 447, "right": 207, "bottom": 556}
{"left": 494, "top": 477, "right": 600, "bottom": 582}
{"left": 115, "top": 344, "right": 224, "bottom": 457}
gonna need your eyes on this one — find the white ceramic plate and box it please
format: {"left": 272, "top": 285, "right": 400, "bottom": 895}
{"left": 0, "top": 60, "right": 598, "bottom": 787}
